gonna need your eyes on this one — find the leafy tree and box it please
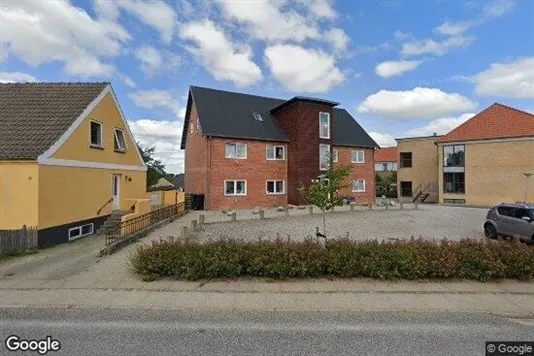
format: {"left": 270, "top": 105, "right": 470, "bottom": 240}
{"left": 138, "top": 143, "right": 166, "bottom": 187}
{"left": 299, "top": 157, "right": 352, "bottom": 238}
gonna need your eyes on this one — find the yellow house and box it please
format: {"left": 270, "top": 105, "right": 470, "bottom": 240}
{"left": 0, "top": 82, "right": 147, "bottom": 246}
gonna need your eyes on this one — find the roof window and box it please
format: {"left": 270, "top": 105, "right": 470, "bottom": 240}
{"left": 252, "top": 111, "right": 263, "bottom": 122}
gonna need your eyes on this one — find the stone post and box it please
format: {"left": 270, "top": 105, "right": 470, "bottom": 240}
{"left": 308, "top": 206, "right": 313, "bottom": 215}
{"left": 259, "top": 210, "right": 265, "bottom": 220}
{"left": 399, "top": 200, "right": 404, "bottom": 210}
{"left": 385, "top": 202, "right": 389, "bottom": 210}
{"left": 350, "top": 204, "right": 355, "bottom": 211}
{"left": 368, "top": 202, "right": 373, "bottom": 210}
{"left": 231, "top": 211, "right": 237, "bottom": 221}
{"left": 181, "top": 226, "right": 188, "bottom": 238}
{"left": 199, "top": 214, "right": 205, "bottom": 225}
{"left": 414, "top": 202, "right": 419, "bottom": 210}
{"left": 191, "top": 219, "right": 197, "bottom": 231}
{"left": 285, "top": 207, "right": 289, "bottom": 217}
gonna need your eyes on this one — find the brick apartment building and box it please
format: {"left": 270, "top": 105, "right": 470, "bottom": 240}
{"left": 181, "top": 86, "right": 379, "bottom": 210}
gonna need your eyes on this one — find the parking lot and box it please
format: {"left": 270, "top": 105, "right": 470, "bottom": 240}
{"left": 191, "top": 205, "right": 488, "bottom": 242}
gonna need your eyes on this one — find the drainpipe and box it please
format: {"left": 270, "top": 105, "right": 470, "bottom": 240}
{"left": 207, "top": 136, "right": 211, "bottom": 209}
{"left": 524, "top": 172, "right": 533, "bottom": 203}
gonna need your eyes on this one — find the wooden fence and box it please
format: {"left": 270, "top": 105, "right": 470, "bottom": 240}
{"left": 0, "top": 225, "right": 38, "bottom": 255}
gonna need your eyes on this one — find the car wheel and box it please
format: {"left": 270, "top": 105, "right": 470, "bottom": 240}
{"left": 484, "top": 223, "right": 497, "bottom": 239}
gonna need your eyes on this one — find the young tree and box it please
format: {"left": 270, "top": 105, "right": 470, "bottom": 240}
{"left": 299, "top": 157, "right": 352, "bottom": 238}
{"left": 137, "top": 143, "right": 166, "bottom": 187}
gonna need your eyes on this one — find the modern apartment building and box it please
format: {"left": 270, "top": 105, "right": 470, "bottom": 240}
{"left": 374, "top": 147, "right": 398, "bottom": 179}
{"left": 181, "top": 86, "right": 379, "bottom": 210}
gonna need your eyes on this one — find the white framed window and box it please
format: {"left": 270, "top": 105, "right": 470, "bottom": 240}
{"left": 68, "top": 223, "right": 94, "bottom": 241}
{"left": 319, "top": 143, "right": 330, "bottom": 170}
{"left": 90, "top": 120, "right": 103, "bottom": 147}
{"left": 266, "top": 180, "right": 285, "bottom": 195}
{"left": 225, "top": 143, "right": 247, "bottom": 159}
{"left": 332, "top": 149, "right": 339, "bottom": 162}
{"left": 352, "top": 150, "right": 365, "bottom": 163}
{"left": 114, "top": 129, "right": 127, "bottom": 152}
{"left": 319, "top": 112, "right": 330, "bottom": 139}
{"left": 225, "top": 180, "right": 247, "bottom": 196}
{"left": 352, "top": 179, "right": 366, "bottom": 192}
{"left": 266, "top": 145, "right": 285, "bottom": 160}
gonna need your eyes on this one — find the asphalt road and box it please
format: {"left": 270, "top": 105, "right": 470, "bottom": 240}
{"left": 1, "top": 308, "right": 533, "bottom": 356}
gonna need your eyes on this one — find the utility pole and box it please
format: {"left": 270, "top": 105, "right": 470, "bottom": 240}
{"left": 523, "top": 172, "right": 533, "bottom": 203}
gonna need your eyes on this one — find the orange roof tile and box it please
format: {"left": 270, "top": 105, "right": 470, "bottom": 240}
{"left": 438, "top": 103, "right": 534, "bottom": 144}
{"left": 375, "top": 147, "right": 398, "bottom": 162}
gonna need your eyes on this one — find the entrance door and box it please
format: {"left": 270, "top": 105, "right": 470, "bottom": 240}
{"left": 112, "top": 175, "right": 120, "bottom": 211}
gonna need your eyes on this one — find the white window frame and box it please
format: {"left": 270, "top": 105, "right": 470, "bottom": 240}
{"left": 319, "top": 112, "right": 330, "bottom": 139}
{"left": 113, "top": 128, "right": 127, "bottom": 152}
{"left": 68, "top": 223, "right": 94, "bottom": 241}
{"left": 352, "top": 150, "right": 365, "bottom": 163}
{"left": 266, "top": 180, "right": 285, "bottom": 195}
{"left": 352, "top": 179, "right": 366, "bottom": 192}
{"left": 266, "top": 145, "right": 285, "bottom": 160}
{"left": 319, "top": 143, "right": 330, "bottom": 170}
{"left": 224, "top": 180, "right": 247, "bottom": 196}
{"left": 332, "top": 149, "right": 339, "bottom": 163}
{"left": 225, "top": 143, "right": 247, "bottom": 159}
{"left": 90, "top": 120, "right": 103, "bottom": 148}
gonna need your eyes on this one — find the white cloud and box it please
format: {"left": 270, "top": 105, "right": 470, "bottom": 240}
{"left": 118, "top": 74, "right": 136, "bottom": 88}
{"left": 470, "top": 57, "right": 534, "bottom": 99}
{"left": 375, "top": 60, "right": 423, "bottom": 78}
{"left": 406, "top": 113, "right": 476, "bottom": 137}
{"left": 264, "top": 44, "right": 345, "bottom": 93}
{"left": 0, "top": 71, "right": 37, "bottom": 83}
{"left": 483, "top": 0, "right": 516, "bottom": 18}
{"left": 135, "top": 45, "right": 181, "bottom": 77}
{"left": 357, "top": 87, "right": 477, "bottom": 119}
{"left": 0, "top": 1, "right": 129, "bottom": 77}
{"left": 179, "top": 20, "right": 263, "bottom": 87}
{"left": 129, "top": 119, "right": 184, "bottom": 173}
{"left": 353, "top": 42, "right": 391, "bottom": 55}
{"left": 217, "top": 0, "right": 320, "bottom": 43}
{"left": 129, "top": 90, "right": 185, "bottom": 118}
{"left": 433, "top": 21, "right": 471, "bottom": 36}
{"left": 394, "top": 30, "right": 412, "bottom": 41}
{"left": 369, "top": 132, "right": 397, "bottom": 147}
{"left": 324, "top": 28, "right": 350, "bottom": 53}
{"left": 119, "top": 0, "right": 177, "bottom": 44}
{"left": 299, "top": 0, "right": 337, "bottom": 20}
{"left": 401, "top": 35, "right": 474, "bottom": 57}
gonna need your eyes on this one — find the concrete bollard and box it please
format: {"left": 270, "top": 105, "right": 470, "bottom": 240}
{"left": 368, "top": 202, "right": 373, "bottom": 210}
{"left": 350, "top": 204, "right": 355, "bottom": 211}
{"left": 385, "top": 203, "right": 389, "bottom": 210}
{"left": 308, "top": 206, "right": 313, "bottom": 214}
{"left": 167, "top": 236, "right": 175, "bottom": 244}
{"left": 414, "top": 202, "right": 419, "bottom": 210}
{"left": 199, "top": 214, "right": 205, "bottom": 225}
{"left": 285, "top": 207, "right": 289, "bottom": 217}
{"left": 399, "top": 200, "right": 403, "bottom": 210}
{"left": 231, "top": 211, "right": 237, "bottom": 221}
{"left": 191, "top": 219, "right": 197, "bottom": 230}
{"left": 259, "top": 210, "right": 265, "bottom": 220}
{"left": 181, "top": 226, "right": 188, "bottom": 238}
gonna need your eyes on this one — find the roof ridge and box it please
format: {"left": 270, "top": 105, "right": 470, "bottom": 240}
{"left": 493, "top": 102, "right": 534, "bottom": 117}
{"left": 0, "top": 81, "right": 110, "bottom": 86}
{"left": 190, "top": 85, "right": 286, "bottom": 102}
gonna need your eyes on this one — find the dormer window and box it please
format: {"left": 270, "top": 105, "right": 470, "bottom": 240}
{"left": 252, "top": 111, "right": 263, "bottom": 122}
{"left": 319, "top": 112, "right": 330, "bottom": 139}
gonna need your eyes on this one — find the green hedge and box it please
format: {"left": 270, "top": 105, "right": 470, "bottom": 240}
{"left": 130, "top": 238, "right": 534, "bottom": 282}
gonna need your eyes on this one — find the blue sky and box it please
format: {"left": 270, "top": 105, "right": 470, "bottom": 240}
{"left": 1, "top": 0, "right": 533, "bottom": 173}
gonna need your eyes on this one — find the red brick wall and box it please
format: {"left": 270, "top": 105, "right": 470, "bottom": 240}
{"left": 334, "top": 146, "right": 376, "bottom": 204}
{"left": 274, "top": 102, "right": 334, "bottom": 205}
{"left": 208, "top": 138, "right": 288, "bottom": 210}
{"left": 184, "top": 101, "right": 209, "bottom": 201}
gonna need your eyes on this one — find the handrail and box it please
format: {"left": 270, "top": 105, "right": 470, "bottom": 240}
{"left": 97, "top": 197, "right": 114, "bottom": 216}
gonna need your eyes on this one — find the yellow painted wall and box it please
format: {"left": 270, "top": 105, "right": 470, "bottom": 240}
{"left": 52, "top": 92, "right": 144, "bottom": 167}
{"left": 439, "top": 139, "right": 534, "bottom": 206}
{"left": 38, "top": 165, "right": 147, "bottom": 229}
{"left": 0, "top": 162, "right": 39, "bottom": 229}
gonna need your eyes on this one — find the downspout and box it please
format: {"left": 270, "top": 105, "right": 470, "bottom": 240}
{"left": 207, "top": 136, "right": 211, "bottom": 210}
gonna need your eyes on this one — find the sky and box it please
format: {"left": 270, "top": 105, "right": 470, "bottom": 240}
{"left": 0, "top": 0, "right": 533, "bottom": 173}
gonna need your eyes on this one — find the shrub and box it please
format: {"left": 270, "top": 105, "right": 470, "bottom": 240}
{"left": 129, "top": 238, "right": 534, "bottom": 282}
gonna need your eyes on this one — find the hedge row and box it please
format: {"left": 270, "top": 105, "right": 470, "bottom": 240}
{"left": 130, "top": 238, "right": 534, "bottom": 282}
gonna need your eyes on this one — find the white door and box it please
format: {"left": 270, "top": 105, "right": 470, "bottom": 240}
{"left": 112, "top": 175, "right": 120, "bottom": 211}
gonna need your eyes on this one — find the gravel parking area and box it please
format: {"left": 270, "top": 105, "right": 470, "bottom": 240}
{"left": 191, "top": 205, "right": 488, "bottom": 242}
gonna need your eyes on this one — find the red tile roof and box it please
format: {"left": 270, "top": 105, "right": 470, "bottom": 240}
{"left": 375, "top": 147, "right": 398, "bottom": 162}
{"left": 438, "top": 103, "right": 534, "bottom": 144}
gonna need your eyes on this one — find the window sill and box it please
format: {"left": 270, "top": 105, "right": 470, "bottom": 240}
{"left": 225, "top": 157, "right": 247, "bottom": 160}
{"left": 90, "top": 144, "right": 104, "bottom": 150}
{"left": 114, "top": 149, "right": 127, "bottom": 154}
{"left": 224, "top": 194, "right": 247, "bottom": 197}
{"left": 352, "top": 161, "right": 365, "bottom": 164}
{"left": 266, "top": 158, "right": 285, "bottom": 161}
{"left": 352, "top": 190, "right": 366, "bottom": 193}
{"left": 267, "top": 192, "right": 286, "bottom": 196}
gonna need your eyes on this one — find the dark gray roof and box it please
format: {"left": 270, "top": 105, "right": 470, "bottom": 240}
{"left": 0, "top": 82, "right": 108, "bottom": 160}
{"left": 269, "top": 96, "right": 340, "bottom": 114}
{"left": 181, "top": 86, "right": 378, "bottom": 149}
